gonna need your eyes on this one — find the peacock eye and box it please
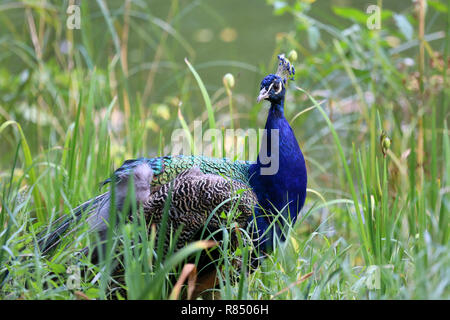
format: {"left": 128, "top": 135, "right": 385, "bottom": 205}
{"left": 273, "top": 81, "right": 282, "bottom": 94}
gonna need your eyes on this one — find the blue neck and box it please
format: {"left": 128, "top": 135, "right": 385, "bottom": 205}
{"left": 249, "top": 96, "right": 307, "bottom": 250}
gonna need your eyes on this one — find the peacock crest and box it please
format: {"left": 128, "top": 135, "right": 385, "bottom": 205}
{"left": 275, "top": 53, "right": 295, "bottom": 83}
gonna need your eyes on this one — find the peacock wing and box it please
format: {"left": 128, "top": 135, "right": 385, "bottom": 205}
{"left": 142, "top": 167, "right": 258, "bottom": 251}
{"left": 108, "top": 155, "right": 251, "bottom": 188}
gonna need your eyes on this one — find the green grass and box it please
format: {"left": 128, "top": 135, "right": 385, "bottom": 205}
{"left": 0, "top": 0, "right": 449, "bottom": 299}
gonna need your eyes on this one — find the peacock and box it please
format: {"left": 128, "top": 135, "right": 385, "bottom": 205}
{"left": 38, "top": 54, "right": 307, "bottom": 295}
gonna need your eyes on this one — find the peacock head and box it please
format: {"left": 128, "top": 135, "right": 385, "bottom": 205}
{"left": 257, "top": 54, "right": 295, "bottom": 104}
{"left": 257, "top": 74, "right": 285, "bottom": 103}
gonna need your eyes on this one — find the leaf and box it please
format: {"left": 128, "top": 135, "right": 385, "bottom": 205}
{"left": 272, "top": 1, "right": 290, "bottom": 15}
{"left": 185, "top": 58, "right": 219, "bottom": 157}
{"left": 169, "top": 263, "right": 197, "bottom": 300}
{"left": 351, "top": 67, "right": 370, "bottom": 79}
{"left": 47, "top": 262, "right": 65, "bottom": 274}
{"left": 333, "top": 6, "right": 367, "bottom": 24}
{"left": 290, "top": 236, "right": 300, "bottom": 252}
{"left": 271, "top": 272, "right": 314, "bottom": 299}
{"left": 428, "top": 1, "right": 448, "bottom": 13}
{"left": 0, "top": 120, "right": 44, "bottom": 222}
{"left": 85, "top": 287, "right": 100, "bottom": 299}
{"left": 394, "top": 14, "right": 414, "bottom": 41}
{"left": 184, "top": 58, "right": 216, "bottom": 130}
{"left": 380, "top": 9, "right": 394, "bottom": 21}
{"left": 307, "top": 25, "right": 320, "bottom": 50}
{"left": 139, "top": 240, "right": 217, "bottom": 299}
{"left": 74, "top": 291, "right": 91, "bottom": 300}
{"left": 177, "top": 108, "right": 195, "bottom": 155}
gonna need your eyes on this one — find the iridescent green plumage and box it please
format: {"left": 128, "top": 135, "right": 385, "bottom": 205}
{"left": 111, "top": 155, "right": 252, "bottom": 187}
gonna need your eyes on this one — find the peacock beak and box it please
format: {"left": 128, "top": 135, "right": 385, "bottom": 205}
{"left": 257, "top": 87, "right": 269, "bottom": 102}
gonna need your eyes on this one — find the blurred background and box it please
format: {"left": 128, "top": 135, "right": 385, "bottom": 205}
{"left": 0, "top": 0, "right": 446, "bottom": 162}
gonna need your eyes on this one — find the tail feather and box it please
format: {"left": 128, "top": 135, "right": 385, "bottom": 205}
{"left": 38, "top": 162, "right": 154, "bottom": 255}
{"left": 37, "top": 193, "right": 108, "bottom": 254}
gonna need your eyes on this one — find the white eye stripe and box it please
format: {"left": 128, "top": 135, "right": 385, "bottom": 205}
{"left": 265, "top": 81, "right": 283, "bottom": 95}
{"left": 275, "top": 82, "right": 283, "bottom": 94}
